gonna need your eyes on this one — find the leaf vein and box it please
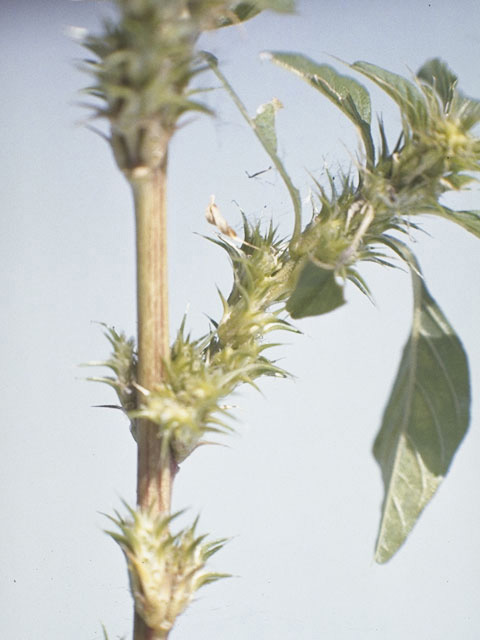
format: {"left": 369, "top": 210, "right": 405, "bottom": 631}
{"left": 415, "top": 380, "right": 446, "bottom": 467}
{"left": 421, "top": 332, "right": 461, "bottom": 421}
{"left": 392, "top": 496, "right": 407, "bottom": 532}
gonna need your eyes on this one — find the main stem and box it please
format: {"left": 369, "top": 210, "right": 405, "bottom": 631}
{"left": 130, "top": 157, "right": 176, "bottom": 640}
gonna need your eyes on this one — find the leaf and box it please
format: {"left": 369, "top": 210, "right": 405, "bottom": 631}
{"left": 416, "top": 58, "right": 457, "bottom": 108}
{"left": 286, "top": 258, "right": 346, "bottom": 318}
{"left": 373, "top": 241, "right": 470, "bottom": 563}
{"left": 253, "top": 98, "right": 282, "bottom": 154}
{"left": 217, "top": 0, "right": 295, "bottom": 27}
{"left": 351, "top": 61, "right": 427, "bottom": 130}
{"left": 423, "top": 204, "right": 480, "bottom": 239}
{"left": 250, "top": 0, "right": 295, "bottom": 11}
{"left": 440, "top": 173, "right": 476, "bottom": 190}
{"left": 267, "top": 52, "right": 374, "bottom": 164}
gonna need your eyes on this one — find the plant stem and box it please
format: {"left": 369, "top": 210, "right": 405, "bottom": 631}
{"left": 129, "top": 157, "right": 176, "bottom": 640}
{"left": 133, "top": 613, "right": 168, "bottom": 640}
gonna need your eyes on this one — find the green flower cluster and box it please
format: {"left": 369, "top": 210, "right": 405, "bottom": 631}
{"left": 88, "top": 324, "right": 137, "bottom": 413}
{"left": 90, "top": 58, "right": 480, "bottom": 459}
{"left": 80, "top": 0, "right": 294, "bottom": 172}
{"left": 358, "top": 58, "right": 480, "bottom": 223}
{"left": 106, "top": 506, "right": 227, "bottom": 638}
{"left": 81, "top": 0, "right": 207, "bottom": 172}
{"left": 292, "top": 174, "right": 378, "bottom": 289}
{"left": 213, "top": 216, "right": 294, "bottom": 347}
{"left": 305, "top": 62, "right": 480, "bottom": 249}
{"left": 91, "top": 219, "right": 296, "bottom": 636}
{"left": 264, "top": 56, "right": 480, "bottom": 317}
{"left": 91, "top": 218, "right": 295, "bottom": 463}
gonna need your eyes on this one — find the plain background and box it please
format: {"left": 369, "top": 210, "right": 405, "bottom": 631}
{"left": 2, "top": 1, "right": 480, "bottom": 638}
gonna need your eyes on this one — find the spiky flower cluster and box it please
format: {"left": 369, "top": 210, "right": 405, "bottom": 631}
{"left": 106, "top": 506, "right": 227, "bottom": 638}
{"left": 292, "top": 174, "right": 378, "bottom": 290}
{"left": 90, "top": 218, "right": 295, "bottom": 462}
{"left": 213, "top": 216, "right": 294, "bottom": 347}
{"left": 289, "top": 58, "right": 480, "bottom": 303}
{"left": 80, "top": 0, "right": 294, "bottom": 172}
{"left": 88, "top": 325, "right": 137, "bottom": 410}
{"left": 359, "top": 59, "right": 480, "bottom": 220}
{"left": 91, "top": 59, "right": 480, "bottom": 459}
{"left": 130, "top": 324, "right": 247, "bottom": 463}
{"left": 81, "top": 0, "right": 206, "bottom": 172}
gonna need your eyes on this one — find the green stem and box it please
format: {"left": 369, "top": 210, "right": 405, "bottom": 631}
{"left": 129, "top": 157, "right": 176, "bottom": 640}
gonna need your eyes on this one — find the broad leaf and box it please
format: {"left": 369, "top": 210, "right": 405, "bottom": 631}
{"left": 287, "top": 258, "right": 346, "bottom": 318}
{"left": 373, "top": 241, "right": 470, "bottom": 563}
{"left": 351, "top": 61, "right": 427, "bottom": 130}
{"left": 267, "top": 52, "right": 374, "bottom": 163}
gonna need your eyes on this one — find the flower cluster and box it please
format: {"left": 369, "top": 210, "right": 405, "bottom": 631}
{"left": 358, "top": 59, "right": 480, "bottom": 222}
{"left": 80, "top": 0, "right": 207, "bottom": 172}
{"left": 213, "top": 216, "right": 294, "bottom": 347}
{"left": 91, "top": 218, "right": 295, "bottom": 463}
{"left": 283, "top": 58, "right": 480, "bottom": 314}
{"left": 90, "top": 59, "right": 480, "bottom": 461}
{"left": 88, "top": 325, "right": 137, "bottom": 411}
{"left": 86, "top": 48, "right": 480, "bottom": 634}
{"left": 106, "top": 506, "right": 227, "bottom": 638}
{"left": 79, "top": 0, "right": 294, "bottom": 173}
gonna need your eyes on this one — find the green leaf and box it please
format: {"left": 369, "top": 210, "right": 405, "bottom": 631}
{"left": 286, "top": 258, "right": 346, "bottom": 318}
{"left": 423, "top": 205, "right": 480, "bottom": 239}
{"left": 253, "top": 98, "right": 282, "bottom": 154}
{"left": 373, "top": 241, "right": 470, "bottom": 563}
{"left": 267, "top": 52, "right": 374, "bottom": 164}
{"left": 217, "top": 0, "right": 295, "bottom": 27}
{"left": 351, "top": 61, "right": 427, "bottom": 130}
{"left": 250, "top": 0, "right": 295, "bottom": 11}
{"left": 416, "top": 58, "right": 457, "bottom": 108}
{"left": 440, "top": 173, "right": 477, "bottom": 190}
{"left": 220, "top": 4, "right": 261, "bottom": 25}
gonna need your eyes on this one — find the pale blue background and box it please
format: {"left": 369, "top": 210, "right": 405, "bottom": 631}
{"left": 2, "top": 1, "right": 480, "bottom": 638}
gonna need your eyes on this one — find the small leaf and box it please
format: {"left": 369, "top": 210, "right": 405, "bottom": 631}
{"left": 217, "top": 0, "right": 295, "bottom": 27}
{"left": 441, "top": 173, "right": 476, "bottom": 190}
{"left": 220, "top": 3, "right": 261, "bottom": 24}
{"left": 373, "top": 242, "right": 470, "bottom": 563}
{"left": 286, "top": 258, "right": 346, "bottom": 318}
{"left": 351, "top": 61, "right": 427, "bottom": 130}
{"left": 253, "top": 98, "right": 283, "bottom": 154}
{"left": 416, "top": 58, "right": 457, "bottom": 108}
{"left": 267, "top": 52, "right": 374, "bottom": 163}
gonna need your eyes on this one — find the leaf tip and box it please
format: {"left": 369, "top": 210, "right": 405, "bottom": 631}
{"left": 260, "top": 50, "right": 273, "bottom": 62}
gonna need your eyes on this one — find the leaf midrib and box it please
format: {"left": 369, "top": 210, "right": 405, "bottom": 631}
{"left": 376, "top": 276, "right": 422, "bottom": 548}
